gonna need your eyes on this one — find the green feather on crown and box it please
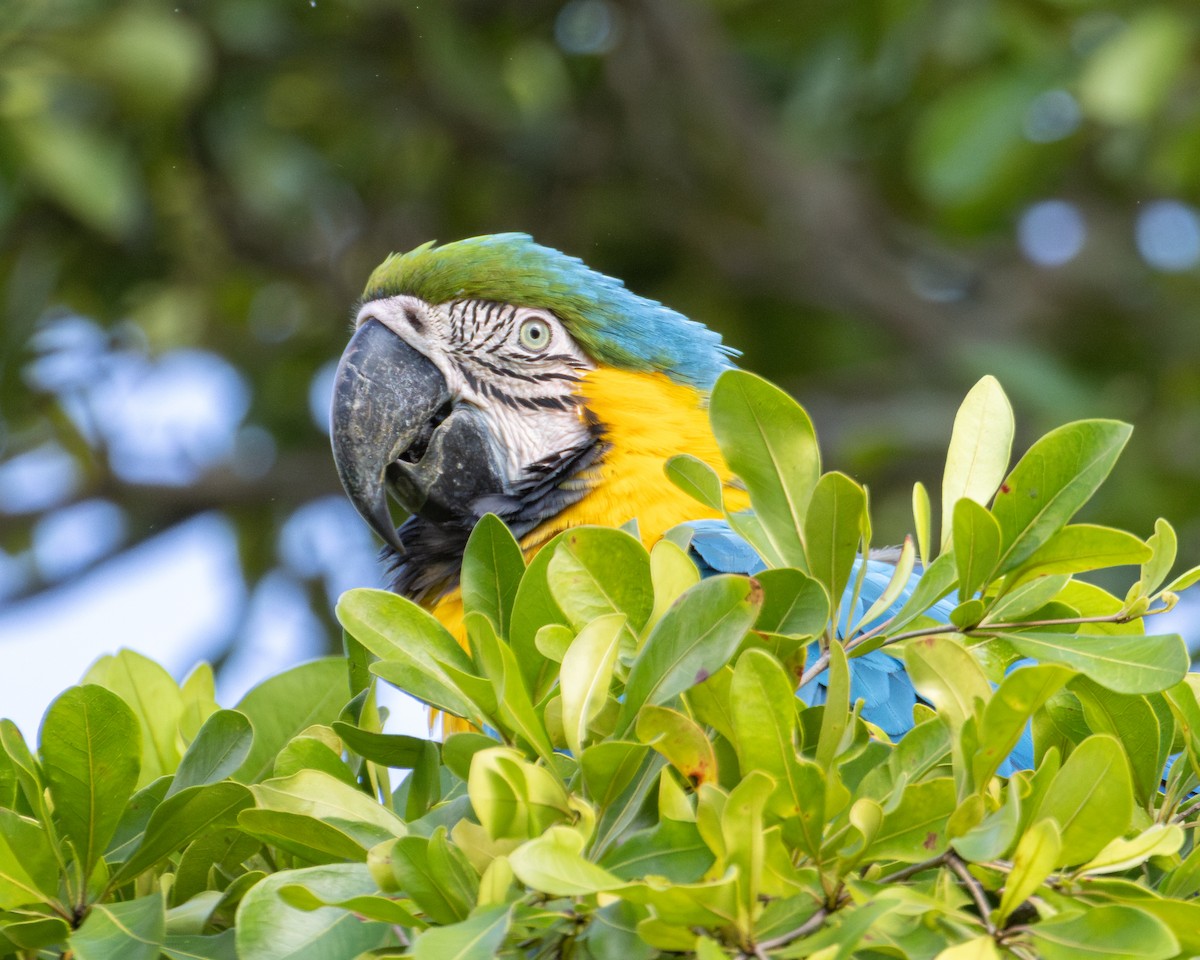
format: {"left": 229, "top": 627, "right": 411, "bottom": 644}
{"left": 363, "top": 233, "right": 735, "bottom": 390}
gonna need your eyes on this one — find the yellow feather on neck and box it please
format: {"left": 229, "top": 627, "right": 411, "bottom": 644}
{"left": 429, "top": 367, "right": 747, "bottom": 732}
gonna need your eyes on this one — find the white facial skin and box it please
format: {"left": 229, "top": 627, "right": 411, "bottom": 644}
{"left": 355, "top": 294, "right": 596, "bottom": 487}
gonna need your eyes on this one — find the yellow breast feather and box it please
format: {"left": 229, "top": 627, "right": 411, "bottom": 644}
{"left": 431, "top": 367, "right": 745, "bottom": 634}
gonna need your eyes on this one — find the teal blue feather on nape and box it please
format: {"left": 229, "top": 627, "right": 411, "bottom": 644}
{"left": 683, "top": 519, "right": 1035, "bottom": 776}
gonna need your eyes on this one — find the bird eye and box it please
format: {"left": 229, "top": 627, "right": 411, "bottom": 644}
{"left": 518, "top": 316, "right": 551, "bottom": 351}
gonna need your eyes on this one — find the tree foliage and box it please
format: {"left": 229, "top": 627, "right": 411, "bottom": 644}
{"left": 4, "top": 0, "right": 1200, "bottom": 649}
{"left": 3, "top": 376, "right": 1200, "bottom": 958}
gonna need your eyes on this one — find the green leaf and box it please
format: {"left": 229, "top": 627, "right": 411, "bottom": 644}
{"left": 1079, "top": 823, "right": 1183, "bottom": 875}
{"left": 236, "top": 810, "right": 366, "bottom": 864}
{"left": 710, "top": 369, "right": 820, "bottom": 570}
{"left": 600, "top": 818, "right": 715, "bottom": 882}
{"left": 547, "top": 526, "right": 654, "bottom": 633}
{"left": 996, "top": 818, "right": 1060, "bottom": 925}
{"left": 371, "top": 660, "right": 482, "bottom": 725}
{"left": 952, "top": 497, "right": 1001, "bottom": 599}
{"left": 940, "top": 375, "right": 1014, "bottom": 548}
{"left": 85, "top": 650, "right": 184, "bottom": 788}
{"left": 168, "top": 710, "right": 253, "bottom": 797}
{"left": 113, "top": 782, "right": 254, "bottom": 884}
{"left": 636, "top": 705, "right": 717, "bottom": 788}
{"left": 1037, "top": 734, "right": 1133, "bottom": 865}
{"left": 0, "top": 720, "right": 44, "bottom": 819}
{"left": 1027, "top": 904, "right": 1179, "bottom": 960}
{"left": 753, "top": 568, "right": 829, "bottom": 639}
{"left": 987, "top": 574, "right": 1071, "bottom": 622}
{"left": 580, "top": 741, "right": 650, "bottom": 810}
{"left": 904, "top": 637, "right": 989, "bottom": 733}
{"left": 1001, "top": 631, "right": 1187, "bottom": 695}
{"left": 913, "top": 481, "right": 933, "bottom": 566}
{"left": 509, "top": 825, "right": 623, "bottom": 896}
{"left": 336, "top": 589, "right": 474, "bottom": 675}
{"left": 618, "top": 575, "right": 761, "bottom": 733}
{"left": 467, "top": 612, "right": 555, "bottom": 762}
{"left": 815, "top": 641, "right": 849, "bottom": 770}
{"left": 1008, "top": 524, "right": 1151, "bottom": 586}
{"left": 1073, "top": 679, "right": 1167, "bottom": 805}
{"left": 992, "top": 419, "right": 1132, "bottom": 573}
{"left": 560, "top": 613, "right": 625, "bottom": 755}
{"left": 508, "top": 538, "right": 569, "bottom": 695}
{"left": 665, "top": 454, "right": 723, "bottom": 511}
{"left": 864, "top": 778, "right": 956, "bottom": 862}
{"left": 467, "top": 747, "right": 571, "bottom": 842}
{"left": 251, "top": 770, "right": 407, "bottom": 843}
{"left": 69, "top": 891, "right": 165, "bottom": 960}
{"left": 973, "top": 664, "right": 1073, "bottom": 785}
{"left": 411, "top": 905, "right": 511, "bottom": 960}
{"left": 162, "top": 930, "right": 238, "bottom": 960}
{"left": 40, "top": 684, "right": 140, "bottom": 877}
{"left": 277, "top": 885, "right": 424, "bottom": 927}
{"left": 235, "top": 864, "right": 390, "bottom": 960}
{"left": 1137, "top": 518, "right": 1178, "bottom": 598}
{"left": 330, "top": 723, "right": 429, "bottom": 768}
{"left": 885, "top": 550, "right": 958, "bottom": 634}
{"left": 803, "top": 471, "right": 866, "bottom": 610}
{"left": 0, "top": 809, "right": 59, "bottom": 909}
{"left": 460, "top": 513, "right": 525, "bottom": 637}
{"left": 648, "top": 538, "right": 701, "bottom": 634}
{"left": 952, "top": 779, "right": 1022, "bottom": 862}
{"left": 232, "top": 659, "right": 350, "bottom": 783}
{"left": 855, "top": 536, "right": 916, "bottom": 633}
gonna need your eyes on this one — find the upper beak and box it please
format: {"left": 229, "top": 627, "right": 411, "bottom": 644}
{"left": 330, "top": 318, "right": 507, "bottom": 551}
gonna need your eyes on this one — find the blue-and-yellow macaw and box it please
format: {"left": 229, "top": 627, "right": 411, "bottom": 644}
{"left": 329, "top": 232, "right": 1002, "bottom": 757}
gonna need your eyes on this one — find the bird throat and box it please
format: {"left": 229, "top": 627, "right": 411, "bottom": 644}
{"left": 387, "top": 367, "right": 748, "bottom": 608}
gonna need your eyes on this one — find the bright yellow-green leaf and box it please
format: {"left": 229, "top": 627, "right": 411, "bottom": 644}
{"left": 996, "top": 818, "right": 1061, "bottom": 925}
{"left": 941, "top": 375, "right": 1013, "bottom": 548}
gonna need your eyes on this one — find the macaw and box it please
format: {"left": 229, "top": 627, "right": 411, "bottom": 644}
{"left": 329, "top": 232, "right": 995, "bottom": 756}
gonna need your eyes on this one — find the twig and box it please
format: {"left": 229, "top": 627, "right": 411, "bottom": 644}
{"left": 1173, "top": 797, "right": 1200, "bottom": 824}
{"left": 798, "top": 603, "right": 1165, "bottom": 689}
{"left": 876, "top": 852, "right": 948, "bottom": 885}
{"left": 752, "top": 905, "right": 831, "bottom": 952}
{"left": 947, "top": 852, "right": 995, "bottom": 936}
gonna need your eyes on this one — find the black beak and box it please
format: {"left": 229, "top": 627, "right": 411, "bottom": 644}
{"left": 330, "top": 319, "right": 507, "bottom": 551}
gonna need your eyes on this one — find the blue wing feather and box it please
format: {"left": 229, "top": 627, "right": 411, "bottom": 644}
{"left": 684, "top": 519, "right": 1036, "bottom": 770}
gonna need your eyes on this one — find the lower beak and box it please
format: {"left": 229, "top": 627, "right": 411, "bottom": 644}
{"left": 330, "top": 319, "right": 507, "bottom": 551}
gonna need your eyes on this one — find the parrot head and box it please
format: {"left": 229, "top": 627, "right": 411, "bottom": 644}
{"left": 330, "top": 233, "right": 735, "bottom": 600}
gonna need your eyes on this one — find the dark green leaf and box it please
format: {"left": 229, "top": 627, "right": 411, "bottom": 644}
{"left": 233, "top": 659, "right": 350, "bottom": 783}
{"left": 992, "top": 420, "right": 1132, "bottom": 573}
{"left": 664, "top": 454, "right": 724, "bottom": 511}
{"left": 40, "top": 685, "right": 140, "bottom": 877}
{"left": 461, "top": 513, "right": 525, "bottom": 637}
{"left": 710, "top": 369, "right": 820, "bottom": 570}
{"left": 69, "top": 891, "right": 165, "bottom": 960}
{"left": 618, "top": 574, "right": 761, "bottom": 733}
{"left": 168, "top": 710, "right": 253, "bottom": 797}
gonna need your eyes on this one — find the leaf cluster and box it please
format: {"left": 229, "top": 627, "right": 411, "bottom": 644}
{"left": 3, "top": 373, "right": 1200, "bottom": 958}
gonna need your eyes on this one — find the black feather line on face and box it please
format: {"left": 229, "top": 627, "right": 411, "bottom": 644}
{"left": 384, "top": 425, "right": 608, "bottom": 604}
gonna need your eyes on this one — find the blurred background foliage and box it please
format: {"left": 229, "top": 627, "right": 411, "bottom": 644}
{"left": 3, "top": 0, "right": 1200, "bottom": 672}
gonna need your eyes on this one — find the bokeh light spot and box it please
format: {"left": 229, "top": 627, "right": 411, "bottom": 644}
{"left": 1018, "top": 200, "right": 1086, "bottom": 267}
{"left": 555, "top": 0, "right": 618, "bottom": 55}
{"left": 232, "top": 425, "right": 277, "bottom": 480}
{"left": 0, "top": 443, "right": 80, "bottom": 514}
{"left": 1023, "top": 89, "right": 1081, "bottom": 143}
{"left": 33, "top": 499, "right": 126, "bottom": 580}
{"left": 1135, "top": 200, "right": 1200, "bottom": 272}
